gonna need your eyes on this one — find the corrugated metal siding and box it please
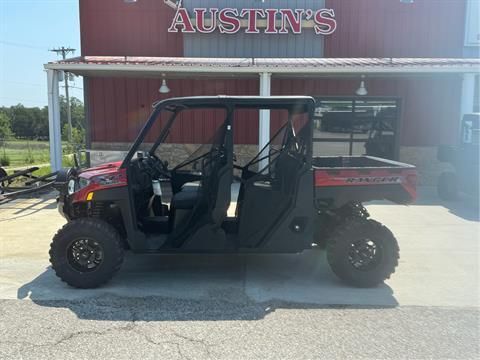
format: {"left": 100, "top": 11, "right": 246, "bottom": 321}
{"left": 88, "top": 78, "right": 261, "bottom": 145}
{"left": 81, "top": 0, "right": 467, "bottom": 147}
{"left": 80, "top": 0, "right": 467, "bottom": 58}
{"left": 183, "top": 0, "right": 325, "bottom": 57}
{"left": 88, "top": 76, "right": 462, "bottom": 147}
{"left": 80, "top": 0, "right": 183, "bottom": 56}
{"left": 184, "top": 31, "right": 324, "bottom": 58}
{"left": 324, "top": 0, "right": 466, "bottom": 58}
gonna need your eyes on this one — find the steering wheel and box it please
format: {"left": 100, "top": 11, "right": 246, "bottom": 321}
{"left": 145, "top": 153, "right": 171, "bottom": 179}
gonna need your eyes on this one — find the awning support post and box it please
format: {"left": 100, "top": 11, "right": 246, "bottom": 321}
{"left": 460, "top": 73, "right": 476, "bottom": 121}
{"left": 47, "top": 69, "right": 62, "bottom": 172}
{"left": 259, "top": 72, "right": 272, "bottom": 170}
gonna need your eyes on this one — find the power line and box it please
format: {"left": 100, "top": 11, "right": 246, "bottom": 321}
{"left": 0, "top": 40, "right": 48, "bottom": 50}
{"left": 0, "top": 97, "right": 46, "bottom": 105}
{"left": 4, "top": 81, "right": 43, "bottom": 87}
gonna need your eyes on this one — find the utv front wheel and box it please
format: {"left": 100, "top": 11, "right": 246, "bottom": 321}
{"left": 49, "top": 218, "right": 124, "bottom": 288}
{"left": 326, "top": 219, "right": 399, "bottom": 288}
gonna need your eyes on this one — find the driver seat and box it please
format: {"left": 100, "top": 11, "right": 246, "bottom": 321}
{"left": 171, "top": 182, "right": 201, "bottom": 209}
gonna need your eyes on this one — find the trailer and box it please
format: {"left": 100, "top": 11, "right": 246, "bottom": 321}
{"left": 0, "top": 166, "right": 57, "bottom": 202}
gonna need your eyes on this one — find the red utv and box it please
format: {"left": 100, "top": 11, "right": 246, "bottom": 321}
{"left": 51, "top": 96, "right": 416, "bottom": 288}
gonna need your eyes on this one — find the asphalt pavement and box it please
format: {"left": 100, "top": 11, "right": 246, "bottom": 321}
{"left": 0, "top": 187, "right": 479, "bottom": 359}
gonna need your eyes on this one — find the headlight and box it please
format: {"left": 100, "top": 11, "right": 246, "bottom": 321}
{"left": 67, "top": 179, "right": 76, "bottom": 195}
{"left": 93, "top": 174, "right": 123, "bottom": 185}
{"left": 78, "top": 177, "right": 91, "bottom": 189}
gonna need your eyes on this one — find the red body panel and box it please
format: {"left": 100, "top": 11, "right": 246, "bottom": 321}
{"left": 77, "top": 161, "right": 123, "bottom": 180}
{"left": 314, "top": 168, "right": 417, "bottom": 202}
{"left": 71, "top": 163, "right": 127, "bottom": 203}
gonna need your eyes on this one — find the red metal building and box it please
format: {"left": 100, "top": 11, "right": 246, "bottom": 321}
{"left": 45, "top": 0, "right": 480, "bottom": 182}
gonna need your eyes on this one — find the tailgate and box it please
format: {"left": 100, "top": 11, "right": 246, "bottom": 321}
{"left": 313, "top": 156, "right": 417, "bottom": 208}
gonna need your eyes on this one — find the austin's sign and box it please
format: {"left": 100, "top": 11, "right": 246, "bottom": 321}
{"left": 167, "top": 6, "right": 337, "bottom": 35}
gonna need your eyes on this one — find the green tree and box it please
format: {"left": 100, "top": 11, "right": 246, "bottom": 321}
{"left": 9, "top": 104, "right": 46, "bottom": 139}
{"left": 0, "top": 112, "right": 14, "bottom": 139}
{"left": 2, "top": 96, "right": 85, "bottom": 141}
{"left": 59, "top": 96, "right": 85, "bottom": 127}
{"left": 62, "top": 123, "right": 85, "bottom": 145}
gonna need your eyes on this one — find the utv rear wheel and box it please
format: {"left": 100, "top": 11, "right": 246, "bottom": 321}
{"left": 49, "top": 218, "right": 124, "bottom": 288}
{"left": 326, "top": 218, "right": 399, "bottom": 288}
{"left": 438, "top": 171, "right": 458, "bottom": 201}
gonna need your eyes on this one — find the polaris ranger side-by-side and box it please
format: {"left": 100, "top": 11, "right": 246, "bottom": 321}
{"left": 52, "top": 96, "right": 416, "bottom": 288}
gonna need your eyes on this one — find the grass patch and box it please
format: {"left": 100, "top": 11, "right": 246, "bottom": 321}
{"left": 0, "top": 140, "right": 75, "bottom": 168}
{"left": 0, "top": 140, "right": 50, "bottom": 167}
{"left": 4, "top": 155, "right": 75, "bottom": 179}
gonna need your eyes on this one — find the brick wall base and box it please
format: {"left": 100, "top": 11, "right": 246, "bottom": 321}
{"left": 90, "top": 142, "right": 259, "bottom": 168}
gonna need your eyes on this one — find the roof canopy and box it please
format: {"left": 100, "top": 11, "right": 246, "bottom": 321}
{"left": 153, "top": 95, "right": 315, "bottom": 112}
{"left": 44, "top": 56, "right": 480, "bottom": 78}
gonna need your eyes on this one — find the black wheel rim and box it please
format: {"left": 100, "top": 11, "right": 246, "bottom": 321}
{"left": 67, "top": 239, "right": 104, "bottom": 273}
{"left": 348, "top": 238, "right": 383, "bottom": 271}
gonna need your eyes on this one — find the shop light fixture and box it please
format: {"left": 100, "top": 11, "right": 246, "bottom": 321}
{"left": 123, "top": 0, "right": 138, "bottom": 3}
{"left": 159, "top": 75, "right": 171, "bottom": 94}
{"left": 356, "top": 75, "right": 368, "bottom": 96}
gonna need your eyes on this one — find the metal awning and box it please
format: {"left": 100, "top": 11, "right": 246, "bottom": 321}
{"left": 44, "top": 56, "right": 480, "bottom": 78}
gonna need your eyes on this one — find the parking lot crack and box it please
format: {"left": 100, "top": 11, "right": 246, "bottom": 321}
{"left": 169, "top": 330, "right": 213, "bottom": 358}
{"left": 3, "top": 321, "right": 138, "bottom": 351}
{"left": 131, "top": 328, "right": 189, "bottom": 359}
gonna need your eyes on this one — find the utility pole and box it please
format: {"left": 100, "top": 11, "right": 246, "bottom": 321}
{"left": 50, "top": 47, "right": 75, "bottom": 143}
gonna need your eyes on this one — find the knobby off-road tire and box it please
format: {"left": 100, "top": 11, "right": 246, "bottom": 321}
{"left": 315, "top": 203, "right": 370, "bottom": 249}
{"left": 49, "top": 218, "right": 124, "bottom": 289}
{"left": 326, "top": 218, "right": 399, "bottom": 288}
{"left": 437, "top": 171, "right": 458, "bottom": 201}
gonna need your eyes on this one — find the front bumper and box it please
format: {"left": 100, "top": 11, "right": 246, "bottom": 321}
{"left": 53, "top": 167, "right": 77, "bottom": 220}
{"left": 56, "top": 195, "right": 71, "bottom": 221}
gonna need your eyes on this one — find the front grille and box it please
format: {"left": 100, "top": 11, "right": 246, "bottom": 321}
{"left": 90, "top": 202, "right": 105, "bottom": 218}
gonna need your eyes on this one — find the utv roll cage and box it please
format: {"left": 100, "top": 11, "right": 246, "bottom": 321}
{"left": 121, "top": 96, "right": 316, "bottom": 169}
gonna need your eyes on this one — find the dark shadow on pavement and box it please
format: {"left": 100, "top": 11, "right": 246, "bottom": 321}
{"left": 17, "top": 251, "right": 398, "bottom": 322}
{"left": 0, "top": 192, "right": 57, "bottom": 220}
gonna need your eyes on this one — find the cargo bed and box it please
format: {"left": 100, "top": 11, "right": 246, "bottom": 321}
{"left": 312, "top": 156, "right": 417, "bottom": 208}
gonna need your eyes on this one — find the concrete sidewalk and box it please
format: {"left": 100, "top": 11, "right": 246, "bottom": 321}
{"left": 0, "top": 187, "right": 478, "bottom": 307}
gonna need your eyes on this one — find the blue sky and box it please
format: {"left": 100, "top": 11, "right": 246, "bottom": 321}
{"left": 0, "top": 0, "right": 82, "bottom": 107}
